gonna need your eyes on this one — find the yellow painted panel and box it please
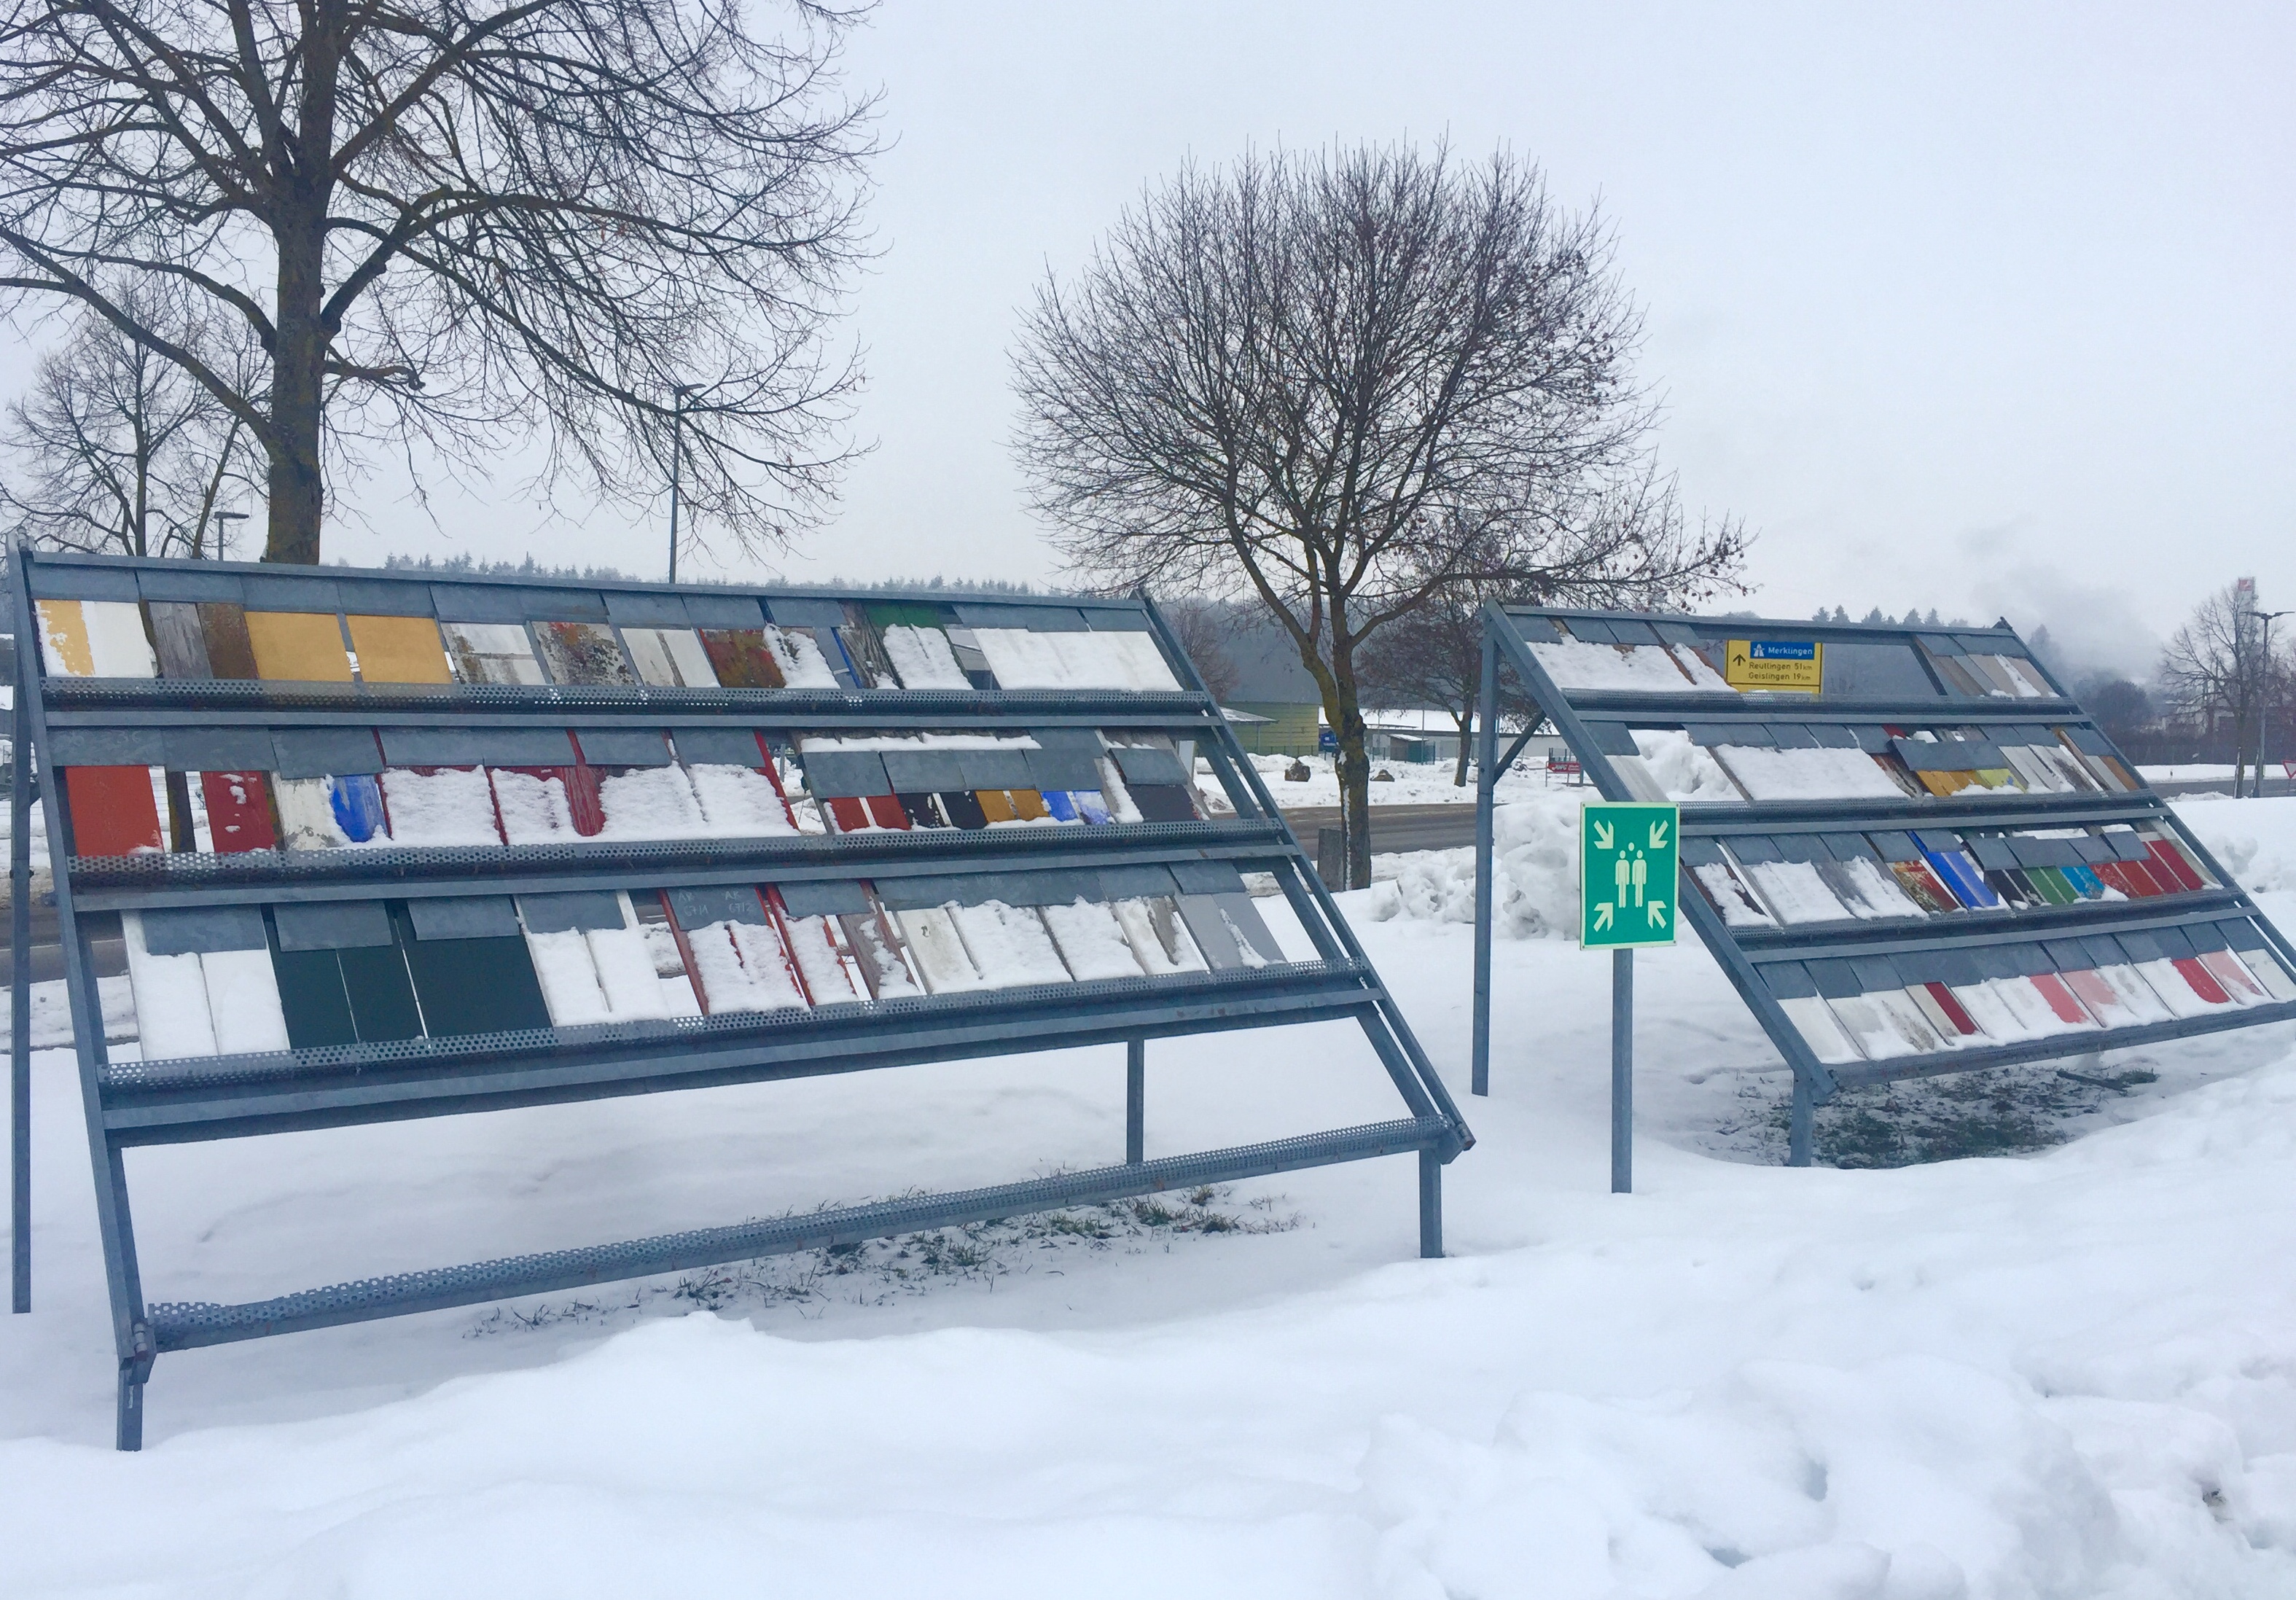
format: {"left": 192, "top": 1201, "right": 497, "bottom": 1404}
{"left": 347, "top": 614, "right": 453, "bottom": 684}
{"left": 245, "top": 611, "right": 354, "bottom": 682}
{"left": 35, "top": 599, "right": 93, "bottom": 676}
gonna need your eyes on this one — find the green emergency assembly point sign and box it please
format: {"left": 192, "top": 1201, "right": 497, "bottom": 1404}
{"left": 1580, "top": 801, "right": 1680, "bottom": 948}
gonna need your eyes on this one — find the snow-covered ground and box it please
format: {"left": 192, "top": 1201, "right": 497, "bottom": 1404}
{"left": 3, "top": 804, "right": 2296, "bottom": 1594}
{"left": 1213, "top": 752, "right": 1574, "bottom": 811}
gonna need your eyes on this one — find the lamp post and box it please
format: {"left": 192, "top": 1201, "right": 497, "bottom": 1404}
{"left": 2250, "top": 609, "right": 2292, "bottom": 797}
{"left": 666, "top": 383, "right": 698, "bottom": 585}
{"left": 207, "top": 510, "right": 246, "bottom": 560}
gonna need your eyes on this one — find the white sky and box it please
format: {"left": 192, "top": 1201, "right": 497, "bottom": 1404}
{"left": 27, "top": 3, "right": 2296, "bottom": 678}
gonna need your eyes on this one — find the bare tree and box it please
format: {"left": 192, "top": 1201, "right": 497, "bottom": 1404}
{"left": 0, "top": 0, "right": 875, "bottom": 565}
{"left": 1014, "top": 144, "right": 1745, "bottom": 885}
{"left": 2159, "top": 579, "right": 2286, "bottom": 796}
{"left": 1158, "top": 596, "right": 1243, "bottom": 704}
{"left": 1, "top": 296, "right": 261, "bottom": 558}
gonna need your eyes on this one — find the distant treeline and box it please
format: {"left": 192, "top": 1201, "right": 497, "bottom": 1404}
{"left": 367, "top": 552, "right": 1066, "bottom": 598}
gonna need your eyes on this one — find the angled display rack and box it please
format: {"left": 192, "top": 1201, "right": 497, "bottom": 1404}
{"left": 1470, "top": 604, "right": 2296, "bottom": 1163}
{"left": 7, "top": 550, "right": 1469, "bottom": 1448}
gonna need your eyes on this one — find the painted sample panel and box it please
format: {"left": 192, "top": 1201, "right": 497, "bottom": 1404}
{"left": 66, "top": 766, "right": 163, "bottom": 856}
{"left": 347, "top": 614, "right": 453, "bottom": 684}
{"left": 245, "top": 611, "right": 354, "bottom": 682}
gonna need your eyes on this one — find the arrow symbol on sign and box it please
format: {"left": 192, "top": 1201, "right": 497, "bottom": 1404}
{"left": 1647, "top": 899, "right": 1668, "bottom": 927}
{"left": 1594, "top": 903, "right": 1614, "bottom": 932}
{"left": 1649, "top": 820, "right": 1669, "bottom": 848}
{"left": 1592, "top": 819, "right": 1614, "bottom": 851}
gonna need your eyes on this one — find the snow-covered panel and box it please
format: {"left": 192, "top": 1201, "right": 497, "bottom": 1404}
{"left": 950, "top": 902, "right": 1073, "bottom": 988}
{"left": 490, "top": 769, "right": 579, "bottom": 844}
{"left": 1041, "top": 899, "right": 1147, "bottom": 981}
{"left": 122, "top": 910, "right": 217, "bottom": 1058}
{"left": 1711, "top": 746, "right": 1908, "bottom": 802}
{"left": 597, "top": 767, "right": 708, "bottom": 840}
{"left": 1528, "top": 639, "right": 1697, "bottom": 693}
{"left": 687, "top": 764, "right": 795, "bottom": 836}
{"left": 880, "top": 625, "right": 972, "bottom": 690}
{"left": 379, "top": 767, "right": 504, "bottom": 847}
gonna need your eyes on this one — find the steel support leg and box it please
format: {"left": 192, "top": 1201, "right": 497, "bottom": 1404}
{"left": 117, "top": 1319, "right": 152, "bottom": 1451}
{"left": 1418, "top": 1147, "right": 1442, "bottom": 1258}
{"left": 9, "top": 687, "right": 28, "bottom": 1314}
{"left": 1788, "top": 1074, "right": 1814, "bottom": 1167}
{"left": 1612, "top": 949, "right": 1633, "bottom": 1195}
{"left": 1125, "top": 1039, "right": 1144, "bottom": 1165}
{"left": 1472, "top": 633, "right": 1499, "bottom": 1097}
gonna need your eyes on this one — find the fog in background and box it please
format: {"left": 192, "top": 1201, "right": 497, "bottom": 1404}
{"left": 4, "top": 2, "right": 2287, "bottom": 682}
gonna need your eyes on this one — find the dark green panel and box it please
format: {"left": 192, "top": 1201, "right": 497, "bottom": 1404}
{"left": 272, "top": 948, "right": 357, "bottom": 1049}
{"left": 403, "top": 935, "right": 551, "bottom": 1037}
{"left": 337, "top": 944, "right": 426, "bottom": 1042}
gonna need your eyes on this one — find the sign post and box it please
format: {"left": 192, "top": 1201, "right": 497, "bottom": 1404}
{"left": 1580, "top": 802, "right": 1679, "bottom": 1193}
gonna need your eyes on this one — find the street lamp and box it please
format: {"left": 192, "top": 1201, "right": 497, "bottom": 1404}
{"left": 2249, "top": 609, "right": 2292, "bottom": 797}
{"left": 208, "top": 510, "right": 246, "bottom": 560}
{"left": 665, "top": 383, "right": 698, "bottom": 585}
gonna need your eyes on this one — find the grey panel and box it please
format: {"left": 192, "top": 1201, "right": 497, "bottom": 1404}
{"left": 1031, "top": 726, "right": 1106, "bottom": 752}
{"left": 958, "top": 749, "right": 1037, "bottom": 789}
{"left": 603, "top": 590, "right": 692, "bottom": 626}
{"left": 883, "top": 749, "right": 969, "bottom": 791}
{"left": 683, "top": 593, "right": 768, "bottom": 628}
{"left": 273, "top": 900, "right": 394, "bottom": 951}
{"left": 2219, "top": 919, "right": 2272, "bottom": 955}
{"left": 1510, "top": 614, "right": 1563, "bottom": 644}
{"left": 762, "top": 596, "right": 848, "bottom": 628}
{"left": 1851, "top": 726, "right": 1894, "bottom": 754}
{"left": 799, "top": 749, "right": 888, "bottom": 797}
{"left": 1078, "top": 605, "right": 1151, "bottom": 632}
{"left": 1967, "top": 944, "right": 2023, "bottom": 980}
{"left": 1915, "top": 633, "right": 1964, "bottom": 657}
{"left": 1679, "top": 838, "right": 1725, "bottom": 867}
{"left": 1848, "top": 956, "right": 1904, "bottom": 992}
{"left": 1170, "top": 859, "right": 1249, "bottom": 896}
{"left": 1025, "top": 749, "right": 1104, "bottom": 792}
{"left": 141, "top": 905, "right": 268, "bottom": 956}
{"left": 1020, "top": 606, "right": 1090, "bottom": 633}
{"left": 2114, "top": 929, "right": 2165, "bottom": 963}
{"left": 1773, "top": 835, "right": 1826, "bottom": 865}
{"left": 2184, "top": 922, "right": 2230, "bottom": 953}
{"left": 1766, "top": 724, "right": 1821, "bottom": 749}
{"left": 1821, "top": 642, "right": 1940, "bottom": 700}
{"left": 1097, "top": 864, "right": 1179, "bottom": 899}
{"left": 1684, "top": 722, "right": 1746, "bottom": 747}
{"left": 2031, "top": 838, "right": 2080, "bottom": 868}
{"left": 29, "top": 563, "right": 141, "bottom": 601}
{"left": 1607, "top": 619, "right": 1660, "bottom": 646}
{"left": 49, "top": 727, "right": 168, "bottom": 766}
{"left": 379, "top": 728, "right": 496, "bottom": 767}
{"left": 2070, "top": 835, "right": 2114, "bottom": 864}
{"left": 1929, "top": 948, "right": 1983, "bottom": 987}
{"left": 1583, "top": 723, "right": 1640, "bottom": 757}
{"left": 1804, "top": 959, "right": 1861, "bottom": 999}
{"left": 2000, "top": 943, "right": 2049, "bottom": 978}
{"left": 1653, "top": 620, "right": 1702, "bottom": 647}
{"left": 1805, "top": 725, "right": 1861, "bottom": 749}
{"left": 1566, "top": 617, "right": 1617, "bottom": 644}
{"left": 136, "top": 569, "right": 246, "bottom": 603}
{"left": 874, "top": 875, "right": 967, "bottom": 911}
{"left": 1105, "top": 744, "right": 1185, "bottom": 785}
{"left": 518, "top": 891, "right": 630, "bottom": 934}
{"left": 165, "top": 727, "right": 276, "bottom": 771}
{"left": 574, "top": 729, "right": 672, "bottom": 768}
{"left": 1823, "top": 833, "right": 1878, "bottom": 862}
{"left": 332, "top": 577, "right": 436, "bottom": 617}
{"left": 475, "top": 729, "right": 579, "bottom": 767}
{"left": 409, "top": 897, "right": 523, "bottom": 940}
{"left": 2065, "top": 727, "right": 2115, "bottom": 757}
{"left": 2104, "top": 830, "right": 2152, "bottom": 862}
{"left": 2152, "top": 926, "right": 2198, "bottom": 961}
{"left": 667, "top": 885, "right": 770, "bottom": 927}
{"left": 430, "top": 584, "right": 530, "bottom": 623}
{"left": 776, "top": 880, "right": 871, "bottom": 918}
{"left": 1867, "top": 830, "right": 1920, "bottom": 862}
{"left": 1214, "top": 892, "right": 1285, "bottom": 964}
{"left": 1727, "top": 836, "right": 1782, "bottom": 865}
{"left": 1175, "top": 894, "right": 1244, "bottom": 969}
{"left": 271, "top": 727, "right": 384, "bottom": 778}
{"left": 1005, "top": 870, "right": 1098, "bottom": 908}
{"left": 240, "top": 573, "right": 342, "bottom": 612}
{"left": 1764, "top": 962, "right": 1819, "bottom": 1000}
{"left": 1968, "top": 836, "right": 2019, "bottom": 870}
{"left": 522, "top": 589, "right": 609, "bottom": 623}
{"left": 671, "top": 727, "right": 769, "bottom": 768}
{"left": 2042, "top": 939, "right": 2093, "bottom": 971}
{"left": 1912, "top": 829, "right": 1964, "bottom": 853}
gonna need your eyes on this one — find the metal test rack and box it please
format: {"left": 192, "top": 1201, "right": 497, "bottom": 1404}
{"left": 7, "top": 550, "right": 1471, "bottom": 1448}
{"left": 1470, "top": 604, "right": 2296, "bottom": 1164}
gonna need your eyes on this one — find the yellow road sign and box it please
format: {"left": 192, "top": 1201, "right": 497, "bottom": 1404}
{"left": 1724, "top": 639, "right": 1823, "bottom": 692}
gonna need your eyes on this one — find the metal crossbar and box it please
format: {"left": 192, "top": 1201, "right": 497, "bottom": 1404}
{"left": 8, "top": 550, "right": 1472, "bottom": 1450}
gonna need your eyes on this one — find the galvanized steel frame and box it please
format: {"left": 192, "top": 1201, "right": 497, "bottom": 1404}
{"left": 1472, "top": 603, "right": 2295, "bottom": 1166}
{"left": 8, "top": 550, "right": 1470, "bottom": 1449}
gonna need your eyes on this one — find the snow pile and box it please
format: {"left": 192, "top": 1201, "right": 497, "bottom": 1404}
{"left": 1631, "top": 729, "right": 1743, "bottom": 802}
{"left": 2174, "top": 796, "right": 2296, "bottom": 895}
{"left": 1373, "top": 791, "right": 1584, "bottom": 937}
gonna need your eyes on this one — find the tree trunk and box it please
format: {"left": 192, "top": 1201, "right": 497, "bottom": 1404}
{"left": 1452, "top": 709, "right": 1473, "bottom": 787}
{"left": 263, "top": 177, "right": 331, "bottom": 563}
{"left": 1333, "top": 697, "right": 1372, "bottom": 890}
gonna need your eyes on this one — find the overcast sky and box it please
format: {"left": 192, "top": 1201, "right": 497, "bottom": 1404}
{"left": 128, "top": 4, "right": 2296, "bottom": 677}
